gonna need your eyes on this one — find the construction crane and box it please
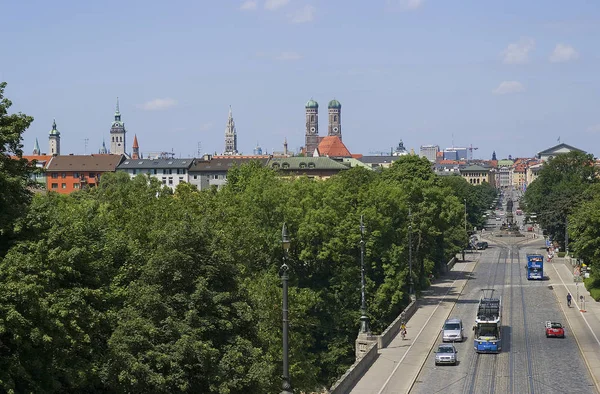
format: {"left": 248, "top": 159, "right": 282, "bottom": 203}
{"left": 468, "top": 144, "right": 479, "bottom": 152}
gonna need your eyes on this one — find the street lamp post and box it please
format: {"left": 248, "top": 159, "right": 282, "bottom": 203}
{"left": 359, "top": 215, "right": 370, "bottom": 334}
{"left": 408, "top": 209, "right": 414, "bottom": 297}
{"left": 280, "top": 223, "right": 292, "bottom": 394}
{"left": 463, "top": 198, "right": 467, "bottom": 260}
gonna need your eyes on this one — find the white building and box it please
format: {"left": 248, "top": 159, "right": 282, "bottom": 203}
{"left": 116, "top": 158, "right": 195, "bottom": 190}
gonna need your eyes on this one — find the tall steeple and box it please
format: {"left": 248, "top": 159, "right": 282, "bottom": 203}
{"left": 110, "top": 97, "right": 126, "bottom": 155}
{"left": 99, "top": 139, "right": 108, "bottom": 154}
{"left": 305, "top": 99, "right": 319, "bottom": 156}
{"left": 33, "top": 138, "right": 40, "bottom": 155}
{"left": 132, "top": 134, "right": 140, "bottom": 159}
{"left": 223, "top": 106, "right": 238, "bottom": 155}
{"left": 327, "top": 99, "right": 342, "bottom": 140}
{"left": 48, "top": 119, "right": 61, "bottom": 155}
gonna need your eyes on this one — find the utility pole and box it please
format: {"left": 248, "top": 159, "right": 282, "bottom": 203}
{"left": 408, "top": 209, "right": 414, "bottom": 297}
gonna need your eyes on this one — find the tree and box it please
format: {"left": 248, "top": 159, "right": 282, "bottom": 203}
{"left": 0, "top": 82, "right": 36, "bottom": 256}
{"left": 523, "top": 151, "right": 598, "bottom": 247}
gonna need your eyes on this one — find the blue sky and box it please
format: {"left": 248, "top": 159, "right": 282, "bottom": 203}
{"left": 2, "top": 0, "right": 599, "bottom": 159}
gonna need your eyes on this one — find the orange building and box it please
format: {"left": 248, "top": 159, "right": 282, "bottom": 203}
{"left": 45, "top": 154, "right": 125, "bottom": 194}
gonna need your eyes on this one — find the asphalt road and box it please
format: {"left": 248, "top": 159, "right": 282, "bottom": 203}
{"left": 410, "top": 235, "right": 596, "bottom": 394}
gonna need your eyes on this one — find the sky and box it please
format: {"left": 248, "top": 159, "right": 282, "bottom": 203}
{"left": 2, "top": 0, "right": 600, "bottom": 160}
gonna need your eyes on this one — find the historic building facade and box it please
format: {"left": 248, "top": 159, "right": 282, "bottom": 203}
{"left": 304, "top": 99, "right": 343, "bottom": 156}
{"left": 223, "top": 106, "right": 238, "bottom": 155}
{"left": 110, "top": 98, "right": 127, "bottom": 155}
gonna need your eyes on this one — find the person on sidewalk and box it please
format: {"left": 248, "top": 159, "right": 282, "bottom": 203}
{"left": 567, "top": 292, "right": 572, "bottom": 307}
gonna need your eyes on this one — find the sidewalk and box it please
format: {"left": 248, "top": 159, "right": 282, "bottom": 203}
{"left": 548, "top": 258, "right": 600, "bottom": 393}
{"left": 349, "top": 258, "right": 478, "bottom": 394}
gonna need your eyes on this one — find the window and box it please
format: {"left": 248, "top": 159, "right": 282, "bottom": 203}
{"left": 310, "top": 115, "right": 315, "bottom": 122}
{"left": 193, "top": 175, "right": 197, "bottom": 179}
{"left": 73, "top": 183, "right": 80, "bottom": 189}
{"left": 179, "top": 177, "right": 183, "bottom": 181}
{"left": 112, "top": 137, "right": 115, "bottom": 142}
{"left": 162, "top": 177, "right": 166, "bottom": 184}
{"left": 52, "top": 173, "right": 58, "bottom": 179}
{"left": 153, "top": 169, "right": 158, "bottom": 174}
{"left": 89, "top": 173, "right": 96, "bottom": 178}
{"left": 62, "top": 183, "right": 67, "bottom": 189}
{"left": 308, "top": 163, "right": 316, "bottom": 169}
{"left": 299, "top": 162, "right": 307, "bottom": 169}
{"left": 334, "top": 115, "right": 338, "bottom": 121}
{"left": 168, "top": 177, "right": 173, "bottom": 185}
{"left": 51, "top": 183, "right": 58, "bottom": 189}
{"left": 213, "top": 174, "right": 219, "bottom": 180}
{"left": 73, "top": 172, "right": 79, "bottom": 178}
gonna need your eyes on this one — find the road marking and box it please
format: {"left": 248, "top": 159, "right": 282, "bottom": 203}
{"left": 377, "top": 265, "right": 468, "bottom": 394}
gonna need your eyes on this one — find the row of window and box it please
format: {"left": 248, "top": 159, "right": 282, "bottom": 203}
{"left": 131, "top": 169, "right": 186, "bottom": 175}
{"left": 51, "top": 183, "right": 81, "bottom": 189}
{"left": 51, "top": 172, "right": 96, "bottom": 179}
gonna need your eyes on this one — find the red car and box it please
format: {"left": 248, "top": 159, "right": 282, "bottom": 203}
{"left": 545, "top": 321, "right": 565, "bottom": 338}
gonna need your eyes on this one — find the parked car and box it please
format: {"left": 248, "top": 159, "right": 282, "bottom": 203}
{"left": 545, "top": 321, "right": 565, "bottom": 338}
{"left": 476, "top": 241, "right": 488, "bottom": 250}
{"left": 442, "top": 318, "right": 465, "bottom": 342}
{"left": 435, "top": 343, "right": 458, "bottom": 366}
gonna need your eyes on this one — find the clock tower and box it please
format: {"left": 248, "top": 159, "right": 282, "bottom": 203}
{"left": 327, "top": 99, "right": 342, "bottom": 140}
{"left": 223, "top": 106, "right": 238, "bottom": 155}
{"left": 305, "top": 99, "right": 319, "bottom": 156}
{"left": 110, "top": 98, "right": 126, "bottom": 155}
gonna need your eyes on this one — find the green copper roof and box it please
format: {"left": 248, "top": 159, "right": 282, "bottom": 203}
{"left": 305, "top": 99, "right": 319, "bottom": 109}
{"left": 49, "top": 119, "right": 60, "bottom": 136}
{"left": 328, "top": 99, "right": 341, "bottom": 109}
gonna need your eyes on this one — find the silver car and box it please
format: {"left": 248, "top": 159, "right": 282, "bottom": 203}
{"left": 442, "top": 318, "right": 464, "bottom": 342}
{"left": 435, "top": 343, "right": 458, "bottom": 366}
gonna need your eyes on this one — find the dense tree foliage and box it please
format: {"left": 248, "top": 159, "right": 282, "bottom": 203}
{"left": 0, "top": 82, "right": 36, "bottom": 256}
{"left": 523, "top": 151, "right": 598, "bottom": 248}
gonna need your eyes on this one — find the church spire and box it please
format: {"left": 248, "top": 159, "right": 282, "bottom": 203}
{"left": 33, "top": 138, "right": 40, "bottom": 155}
{"left": 223, "top": 106, "right": 238, "bottom": 155}
{"left": 115, "top": 97, "right": 121, "bottom": 122}
{"left": 132, "top": 134, "right": 140, "bottom": 159}
{"left": 99, "top": 138, "right": 108, "bottom": 154}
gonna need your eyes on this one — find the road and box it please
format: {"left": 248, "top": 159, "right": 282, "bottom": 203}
{"left": 348, "top": 191, "right": 600, "bottom": 394}
{"left": 410, "top": 208, "right": 596, "bottom": 393}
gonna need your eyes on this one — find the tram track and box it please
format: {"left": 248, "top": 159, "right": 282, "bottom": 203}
{"left": 463, "top": 247, "right": 507, "bottom": 394}
{"left": 517, "top": 245, "right": 538, "bottom": 393}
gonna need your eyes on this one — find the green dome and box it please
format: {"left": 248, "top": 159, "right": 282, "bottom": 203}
{"left": 305, "top": 99, "right": 319, "bottom": 109}
{"left": 49, "top": 119, "right": 60, "bottom": 136}
{"left": 328, "top": 99, "right": 341, "bottom": 109}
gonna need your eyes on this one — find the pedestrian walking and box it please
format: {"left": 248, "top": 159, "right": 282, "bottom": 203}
{"left": 567, "top": 292, "right": 572, "bottom": 307}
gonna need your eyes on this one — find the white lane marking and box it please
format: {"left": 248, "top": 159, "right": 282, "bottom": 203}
{"left": 377, "top": 270, "right": 463, "bottom": 394}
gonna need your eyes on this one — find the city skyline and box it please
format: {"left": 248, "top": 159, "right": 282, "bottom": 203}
{"left": 2, "top": 1, "right": 599, "bottom": 159}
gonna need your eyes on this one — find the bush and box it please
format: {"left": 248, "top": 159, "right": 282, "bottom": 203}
{"left": 584, "top": 276, "right": 600, "bottom": 302}
{"left": 557, "top": 252, "right": 566, "bottom": 257}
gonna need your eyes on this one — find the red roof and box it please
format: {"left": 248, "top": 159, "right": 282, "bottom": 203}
{"left": 316, "top": 136, "right": 352, "bottom": 157}
{"left": 132, "top": 134, "right": 139, "bottom": 148}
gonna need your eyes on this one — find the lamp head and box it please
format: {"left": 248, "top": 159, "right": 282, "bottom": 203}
{"left": 281, "top": 223, "right": 290, "bottom": 252}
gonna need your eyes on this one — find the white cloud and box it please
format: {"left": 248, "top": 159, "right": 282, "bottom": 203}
{"left": 502, "top": 37, "right": 535, "bottom": 64}
{"left": 549, "top": 44, "right": 579, "bottom": 63}
{"left": 386, "top": 0, "right": 424, "bottom": 11}
{"left": 239, "top": 0, "right": 257, "bottom": 11}
{"left": 586, "top": 124, "right": 600, "bottom": 133}
{"left": 138, "top": 98, "right": 178, "bottom": 111}
{"left": 265, "top": 0, "right": 290, "bottom": 11}
{"left": 492, "top": 81, "right": 525, "bottom": 95}
{"left": 276, "top": 51, "right": 302, "bottom": 61}
{"left": 290, "top": 5, "right": 315, "bottom": 23}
